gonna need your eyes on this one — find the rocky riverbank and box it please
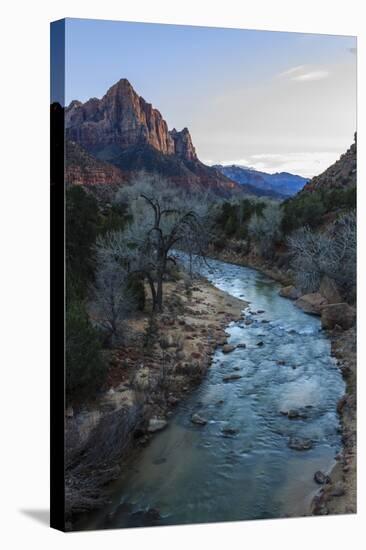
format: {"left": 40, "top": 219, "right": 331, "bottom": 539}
{"left": 65, "top": 274, "right": 247, "bottom": 526}
{"left": 311, "top": 326, "right": 357, "bottom": 516}
{"left": 207, "top": 242, "right": 292, "bottom": 286}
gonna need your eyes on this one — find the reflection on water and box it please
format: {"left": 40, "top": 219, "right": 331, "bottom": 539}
{"left": 80, "top": 257, "right": 344, "bottom": 529}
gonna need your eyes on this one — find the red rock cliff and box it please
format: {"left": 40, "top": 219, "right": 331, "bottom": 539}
{"left": 66, "top": 78, "right": 196, "bottom": 161}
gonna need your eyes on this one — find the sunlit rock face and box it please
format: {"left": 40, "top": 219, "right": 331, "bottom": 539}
{"left": 65, "top": 78, "right": 196, "bottom": 161}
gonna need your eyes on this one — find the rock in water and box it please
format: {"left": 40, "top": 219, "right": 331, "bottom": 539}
{"left": 287, "top": 409, "right": 307, "bottom": 419}
{"left": 147, "top": 418, "right": 168, "bottom": 433}
{"left": 191, "top": 413, "right": 207, "bottom": 425}
{"left": 222, "top": 374, "right": 242, "bottom": 382}
{"left": 221, "top": 427, "right": 239, "bottom": 436}
{"left": 295, "top": 293, "right": 328, "bottom": 315}
{"left": 279, "top": 285, "right": 301, "bottom": 300}
{"left": 222, "top": 344, "right": 236, "bottom": 354}
{"left": 314, "top": 471, "right": 330, "bottom": 485}
{"left": 288, "top": 437, "right": 313, "bottom": 451}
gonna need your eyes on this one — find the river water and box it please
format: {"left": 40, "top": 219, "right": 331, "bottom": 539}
{"left": 81, "top": 257, "right": 345, "bottom": 529}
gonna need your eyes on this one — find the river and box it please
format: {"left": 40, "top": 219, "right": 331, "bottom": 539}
{"left": 80, "top": 257, "right": 345, "bottom": 529}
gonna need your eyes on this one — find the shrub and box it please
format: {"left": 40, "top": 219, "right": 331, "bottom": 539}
{"left": 127, "top": 273, "right": 146, "bottom": 311}
{"left": 281, "top": 192, "right": 326, "bottom": 233}
{"left": 281, "top": 186, "right": 356, "bottom": 234}
{"left": 214, "top": 198, "right": 267, "bottom": 240}
{"left": 66, "top": 300, "right": 106, "bottom": 405}
{"left": 66, "top": 185, "right": 100, "bottom": 299}
{"left": 248, "top": 203, "right": 283, "bottom": 258}
{"left": 99, "top": 202, "right": 131, "bottom": 234}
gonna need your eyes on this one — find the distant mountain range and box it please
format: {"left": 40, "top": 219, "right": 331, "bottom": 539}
{"left": 213, "top": 164, "right": 309, "bottom": 198}
{"left": 64, "top": 78, "right": 240, "bottom": 196}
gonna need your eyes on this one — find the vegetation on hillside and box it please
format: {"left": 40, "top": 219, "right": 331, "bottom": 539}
{"left": 66, "top": 185, "right": 132, "bottom": 404}
{"left": 65, "top": 176, "right": 210, "bottom": 404}
{"left": 281, "top": 185, "right": 356, "bottom": 233}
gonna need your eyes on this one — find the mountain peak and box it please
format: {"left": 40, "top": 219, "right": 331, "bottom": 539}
{"left": 105, "top": 77, "right": 134, "bottom": 96}
{"left": 66, "top": 78, "right": 201, "bottom": 162}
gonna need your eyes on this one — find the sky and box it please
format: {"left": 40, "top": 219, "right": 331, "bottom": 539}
{"left": 58, "top": 18, "right": 356, "bottom": 177}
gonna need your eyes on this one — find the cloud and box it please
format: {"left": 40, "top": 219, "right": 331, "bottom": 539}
{"left": 204, "top": 158, "right": 250, "bottom": 167}
{"left": 211, "top": 151, "right": 342, "bottom": 178}
{"left": 278, "top": 65, "right": 306, "bottom": 77}
{"left": 292, "top": 70, "right": 329, "bottom": 81}
{"left": 278, "top": 65, "right": 329, "bottom": 82}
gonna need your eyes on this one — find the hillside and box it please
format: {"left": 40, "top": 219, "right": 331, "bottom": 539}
{"left": 66, "top": 140, "right": 128, "bottom": 187}
{"left": 300, "top": 134, "right": 357, "bottom": 194}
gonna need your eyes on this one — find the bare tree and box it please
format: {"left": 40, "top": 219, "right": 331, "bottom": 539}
{"left": 92, "top": 256, "right": 135, "bottom": 345}
{"left": 248, "top": 202, "right": 283, "bottom": 258}
{"left": 287, "top": 210, "right": 356, "bottom": 300}
{"left": 110, "top": 173, "right": 210, "bottom": 311}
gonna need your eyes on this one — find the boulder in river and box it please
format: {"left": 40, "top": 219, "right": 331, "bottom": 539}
{"left": 287, "top": 409, "right": 307, "bottom": 420}
{"left": 279, "top": 285, "right": 301, "bottom": 300}
{"left": 237, "top": 343, "right": 246, "bottom": 348}
{"left": 295, "top": 293, "right": 328, "bottom": 315}
{"left": 222, "top": 344, "right": 236, "bottom": 354}
{"left": 191, "top": 413, "right": 207, "bottom": 425}
{"left": 221, "top": 427, "right": 239, "bottom": 436}
{"left": 147, "top": 418, "right": 168, "bottom": 433}
{"left": 321, "top": 303, "right": 356, "bottom": 330}
{"left": 314, "top": 470, "right": 330, "bottom": 485}
{"left": 288, "top": 437, "right": 313, "bottom": 451}
{"left": 256, "top": 341, "right": 264, "bottom": 347}
{"left": 223, "top": 373, "right": 242, "bottom": 382}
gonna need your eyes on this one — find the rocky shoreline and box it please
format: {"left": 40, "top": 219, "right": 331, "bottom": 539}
{"left": 207, "top": 243, "right": 293, "bottom": 286}
{"left": 311, "top": 326, "right": 356, "bottom": 516}
{"left": 65, "top": 274, "right": 247, "bottom": 527}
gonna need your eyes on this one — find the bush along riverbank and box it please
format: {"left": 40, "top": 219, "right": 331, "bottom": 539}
{"left": 65, "top": 274, "right": 247, "bottom": 526}
{"left": 208, "top": 241, "right": 356, "bottom": 517}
